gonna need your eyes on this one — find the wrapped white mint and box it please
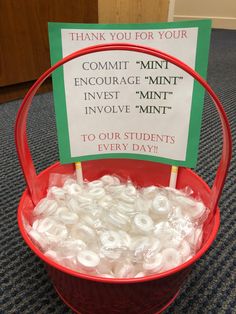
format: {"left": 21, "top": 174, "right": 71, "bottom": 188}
{"left": 28, "top": 174, "right": 209, "bottom": 278}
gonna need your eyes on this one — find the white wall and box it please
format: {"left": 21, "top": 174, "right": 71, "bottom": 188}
{"left": 173, "top": 0, "right": 236, "bottom": 29}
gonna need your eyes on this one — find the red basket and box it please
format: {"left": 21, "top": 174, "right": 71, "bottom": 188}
{"left": 15, "top": 43, "right": 232, "bottom": 314}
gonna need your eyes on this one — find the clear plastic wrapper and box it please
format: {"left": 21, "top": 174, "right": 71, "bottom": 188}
{"left": 28, "top": 173, "right": 209, "bottom": 278}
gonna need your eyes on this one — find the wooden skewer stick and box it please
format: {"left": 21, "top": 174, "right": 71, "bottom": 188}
{"left": 169, "top": 165, "right": 178, "bottom": 188}
{"left": 75, "top": 162, "right": 83, "bottom": 184}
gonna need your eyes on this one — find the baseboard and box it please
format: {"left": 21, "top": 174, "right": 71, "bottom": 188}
{"left": 0, "top": 78, "right": 52, "bottom": 104}
{"left": 174, "top": 15, "right": 236, "bottom": 30}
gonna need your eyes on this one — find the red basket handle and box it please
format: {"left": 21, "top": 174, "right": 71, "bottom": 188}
{"left": 15, "top": 43, "right": 232, "bottom": 214}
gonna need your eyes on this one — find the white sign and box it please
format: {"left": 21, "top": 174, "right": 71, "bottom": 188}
{"left": 49, "top": 21, "right": 211, "bottom": 167}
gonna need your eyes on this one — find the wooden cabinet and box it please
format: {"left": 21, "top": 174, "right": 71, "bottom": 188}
{"left": 0, "top": 0, "right": 170, "bottom": 103}
{"left": 0, "top": 0, "right": 98, "bottom": 102}
{"left": 98, "top": 0, "right": 169, "bottom": 23}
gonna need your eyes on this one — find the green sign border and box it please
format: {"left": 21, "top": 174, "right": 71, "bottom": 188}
{"left": 48, "top": 20, "right": 211, "bottom": 167}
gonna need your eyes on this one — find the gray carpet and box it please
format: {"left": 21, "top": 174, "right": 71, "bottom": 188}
{"left": 0, "top": 29, "right": 235, "bottom": 313}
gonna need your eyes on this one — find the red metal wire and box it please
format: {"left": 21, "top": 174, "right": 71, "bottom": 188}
{"left": 15, "top": 43, "right": 232, "bottom": 216}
